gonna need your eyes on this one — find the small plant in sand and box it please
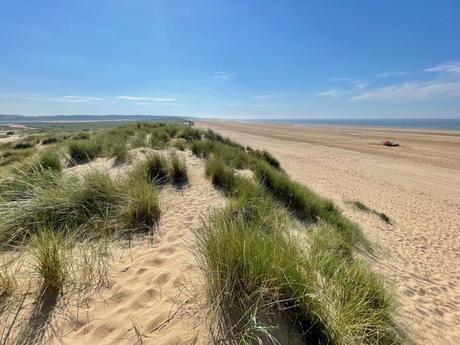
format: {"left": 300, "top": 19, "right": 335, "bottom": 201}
{"left": 122, "top": 180, "right": 161, "bottom": 229}
{"left": 41, "top": 137, "right": 58, "bottom": 145}
{"left": 133, "top": 153, "right": 170, "bottom": 184}
{"left": 13, "top": 142, "right": 34, "bottom": 150}
{"left": 110, "top": 142, "right": 130, "bottom": 165}
{"left": 168, "top": 151, "right": 188, "bottom": 184}
{"left": 0, "top": 266, "right": 17, "bottom": 300}
{"left": 37, "top": 150, "right": 62, "bottom": 172}
{"left": 172, "top": 139, "right": 186, "bottom": 151}
{"left": 30, "top": 230, "right": 71, "bottom": 291}
{"left": 68, "top": 140, "right": 102, "bottom": 165}
{"left": 350, "top": 200, "right": 392, "bottom": 224}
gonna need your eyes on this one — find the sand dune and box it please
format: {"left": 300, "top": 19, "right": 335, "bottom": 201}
{"left": 55, "top": 151, "right": 225, "bottom": 345}
{"left": 197, "top": 121, "right": 460, "bottom": 345}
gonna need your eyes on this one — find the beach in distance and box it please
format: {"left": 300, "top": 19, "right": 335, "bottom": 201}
{"left": 197, "top": 120, "right": 460, "bottom": 345}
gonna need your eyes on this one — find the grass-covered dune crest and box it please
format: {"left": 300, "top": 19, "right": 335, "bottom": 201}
{"left": 0, "top": 121, "right": 406, "bottom": 344}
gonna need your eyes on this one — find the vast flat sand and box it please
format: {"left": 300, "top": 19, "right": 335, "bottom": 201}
{"left": 197, "top": 120, "right": 460, "bottom": 345}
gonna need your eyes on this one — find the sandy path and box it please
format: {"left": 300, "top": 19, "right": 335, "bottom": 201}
{"left": 197, "top": 121, "right": 460, "bottom": 345}
{"left": 57, "top": 152, "right": 224, "bottom": 345}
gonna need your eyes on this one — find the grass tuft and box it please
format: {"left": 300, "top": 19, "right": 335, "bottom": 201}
{"left": 37, "top": 150, "right": 62, "bottom": 171}
{"left": 13, "top": 142, "right": 34, "bottom": 150}
{"left": 350, "top": 200, "right": 392, "bottom": 225}
{"left": 122, "top": 180, "right": 160, "bottom": 230}
{"left": 68, "top": 140, "right": 102, "bottom": 165}
{"left": 41, "top": 137, "right": 58, "bottom": 145}
{"left": 133, "top": 153, "right": 170, "bottom": 184}
{"left": 168, "top": 151, "right": 188, "bottom": 184}
{"left": 30, "top": 229, "right": 71, "bottom": 291}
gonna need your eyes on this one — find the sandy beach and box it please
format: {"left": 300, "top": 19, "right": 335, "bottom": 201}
{"left": 197, "top": 120, "right": 460, "bottom": 345}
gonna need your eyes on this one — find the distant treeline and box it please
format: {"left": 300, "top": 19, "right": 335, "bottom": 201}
{"left": 0, "top": 114, "right": 191, "bottom": 123}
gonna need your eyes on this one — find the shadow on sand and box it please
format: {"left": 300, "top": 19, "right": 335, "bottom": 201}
{"left": 18, "top": 287, "right": 59, "bottom": 345}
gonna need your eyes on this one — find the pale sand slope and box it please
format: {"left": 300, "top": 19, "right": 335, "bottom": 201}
{"left": 55, "top": 151, "right": 225, "bottom": 345}
{"left": 197, "top": 121, "right": 460, "bottom": 345}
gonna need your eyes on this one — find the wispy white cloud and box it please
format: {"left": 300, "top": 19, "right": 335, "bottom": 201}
{"left": 351, "top": 81, "right": 460, "bottom": 102}
{"left": 58, "top": 96, "right": 103, "bottom": 103}
{"left": 375, "top": 72, "right": 406, "bottom": 78}
{"left": 329, "top": 77, "right": 367, "bottom": 89}
{"left": 316, "top": 88, "right": 341, "bottom": 98}
{"left": 117, "top": 96, "right": 176, "bottom": 102}
{"left": 250, "top": 104, "right": 273, "bottom": 108}
{"left": 355, "top": 83, "right": 368, "bottom": 89}
{"left": 252, "top": 94, "right": 279, "bottom": 100}
{"left": 328, "top": 77, "right": 353, "bottom": 82}
{"left": 213, "top": 71, "right": 234, "bottom": 80}
{"left": 425, "top": 61, "right": 460, "bottom": 75}
{"left": 136, "top": 102, "right": 182, "bottom": 106}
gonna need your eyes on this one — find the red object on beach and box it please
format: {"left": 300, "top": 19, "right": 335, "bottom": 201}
{"left": 382, "top": 140, "right": 400, "bottom": 147}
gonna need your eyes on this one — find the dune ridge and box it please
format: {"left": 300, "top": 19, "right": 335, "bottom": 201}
{"left": 197, "top": 121, "right": 460, "bottom": 345}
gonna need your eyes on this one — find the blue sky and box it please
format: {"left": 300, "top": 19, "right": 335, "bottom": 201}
{"left": 1, "top": 0, "right": 460, "bottom": 118}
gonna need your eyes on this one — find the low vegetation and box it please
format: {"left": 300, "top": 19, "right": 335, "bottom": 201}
{"left": 122, "top": 180, "right": 161, "bottom": 230}
{"left": 168, "top": 151, "right": 188, "bottom": 184}
{"left": 0, "top": 122, "right": 402, "bottom": 344}
{"left": 30, "top": 230, "right": 71, "bottom": 292}
{"left": 68, "top": 140, "right": 102, "bottom": 165}
{"left": 350, "top": 200, "right": 392, "bottom": 225}
{"left": 193, "top": 129, "right": 403, "bottom": 343}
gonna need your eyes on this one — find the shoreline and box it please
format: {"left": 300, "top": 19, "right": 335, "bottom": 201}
{"left": 232, "top": 119, "right": 460, "bottom": 135}
{"left": 205, "top": 118, "right": 460, "bottom": 135}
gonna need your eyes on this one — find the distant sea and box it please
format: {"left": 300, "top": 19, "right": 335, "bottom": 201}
{"left": 254, "top": 119, "right": 460, "bottom": 131}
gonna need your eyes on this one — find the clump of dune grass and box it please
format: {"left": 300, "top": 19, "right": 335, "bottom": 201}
{"left": 178, "top": 127, "right": 202, "bottom": 142}
{"left": 132, "top": 153, "right": 170, "bottom": 184}
{"left": 30, "top": 230, "right": 71, "bottom": 291}
{"left": 149, "top": 128, "right": 170, "bottom": 148}
{"left": 253, "top": 159, "right": 364, "bottom": 245}
{"left": 76, "top": 170, "right": 119, "bottom": 219}
{"left": 168, "top": 151, "right": 188, "bottom": 184}
{"left": 13, "top": 142, "right": 34, "bottom": 150}
{"left": 41, "top": 137, "right": 58, "bottom": 145}
{"left": 172, "top": 139, "right": 186, "bottom": 151}
{"left": 250, "top": 149, "right": 281, "bottom": 169}
{"left": 0, "top": 162, "right": 164, "bottom": 244}
{"left": 350, "top": 200, "right": 392, "bottom": 225}
{"left": 68, "top": 140, "right": 102, "bottom": 165}
{"left": 72, "top": 132, "right": 90, "bottom": 140}
{"left": 122, "top": 180, "right": 160, "bottom": 230}
{"left": 0, "top": 169, "right": 118, "bottom": 243}
{"left": 197, "top": 173, "right": 403, "bottom": 344}
{"left": 378, "top": 212, "right": 391, "bottom": 224}
{"left": 0, "top": 149, "right": 36, "bottom": 167}
{"left": 129, "top": 132, "right": 148, "bottom": 148}
{"left": 190, "top": 140, "right": 213, "bottom": 159}
{"left": 205, "top": 159, "right": 242, "bottom": 196}
{"left": 0, "top": 266, "right": 17, "bottom": 301}
{"left": 110, "top": 142, "right": 129, "bottom": 165}
{"left": 351, "top": 200, "right": 371, "bottom": 212}
{"left": 37, "top": 150, "right": 62, "bottom": 172}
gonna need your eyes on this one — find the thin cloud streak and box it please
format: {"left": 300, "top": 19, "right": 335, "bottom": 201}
{"left": 425, "top": 61, "right": 460, "bottom": 75}
{"left": 117, "top": 96, "right": 176, "bottom": 102}
{"left": 375, "top": 72, "right": 406, "bottom": 78}
{"left": 213, "top": 71, "right": 234, "bottom": 80}
{"left": 316, "top": 88, "right": 341, "bottom": 98}
{"left": 136, "top": 102, "right": 182, "bottom": 106}
{"left": 252, "top": 94, "right": 276, "bottom": 100}
{"left": 351, "top": 81, "right": 460, "bottom": 102}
